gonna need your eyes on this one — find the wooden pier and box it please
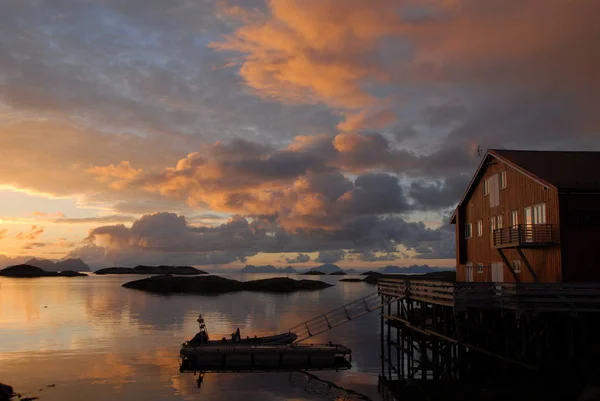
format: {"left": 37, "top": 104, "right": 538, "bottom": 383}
{"left": 377, "top": 278, "right": 600, "bottom": 400}
{"left": 179, "top": 343, "right": 352, "bottom": 373}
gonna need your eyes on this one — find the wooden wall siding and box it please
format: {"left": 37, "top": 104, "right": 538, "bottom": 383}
{"left": 455, "top": 211, "right": 465, "bottom": 281}
{"left": 456, "top": 158, "right": 562, "bottom": 283}
{"left": 559, "top": 194, "right": 600, "bottom": 283}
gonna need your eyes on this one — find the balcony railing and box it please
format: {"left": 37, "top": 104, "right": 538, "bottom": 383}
{"left": 377, "top": 279, "right": 600, "bottom": 313}
{"left": 492, "top": 224, "right": 554, "bottom": 248}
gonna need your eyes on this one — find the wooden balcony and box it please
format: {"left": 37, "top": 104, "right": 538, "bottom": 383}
{"left": 492, "top": 224, "right": 554, "bottom": 249}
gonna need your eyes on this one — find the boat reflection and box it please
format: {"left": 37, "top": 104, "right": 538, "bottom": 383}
{"left": 180, "top": 358, "right": 352, "bottom": 389}
{"left": 180, "top": 355, "right": 352, "bottom": 376}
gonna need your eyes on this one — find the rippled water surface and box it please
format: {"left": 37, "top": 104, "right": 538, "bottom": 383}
{"left": 0, "top": 273, "right": 384, "bottom": 400}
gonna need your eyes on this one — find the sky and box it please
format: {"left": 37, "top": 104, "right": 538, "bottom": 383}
{"left": 1, "top": 0, "right": 599, "bottom": 270}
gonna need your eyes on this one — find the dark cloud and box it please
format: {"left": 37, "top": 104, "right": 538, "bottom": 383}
{"left": 284, "top": 253, "right": 311, "bottom": 264}
{"left": 410, "top": 174, "right": 470, "bottom": 211}
{"left": 315, "top": 250, "right": 346, "bottom": 264}
{"left": 357, "top": 250, "right": 400, "bottom": 262}
{"left": 412, "top": 224, "right": 455, "bottom": 260}
{"left": 421, "top": 103, "right": 468, "bottom": 128}
{"left": 394, "top": 126, "right": 418, "bottom": 144}
{"left": 338, "top": 173, "right": 410, "bottom": 215}
{"left": 76, "top": 212, "right": 452, "bottom": 268}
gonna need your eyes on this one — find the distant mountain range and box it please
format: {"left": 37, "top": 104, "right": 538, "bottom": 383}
{"left": 0, "top": 256, "right": 453, "bottom": 275}
{"left": 242, "top": 263, "right": 348, "bottom": 274}
{"left": 378, "top": 265, "right": 455, "bottom": 274}
{"left": 241, "top": 265, "right": 297, "bottom": 273}
{"left": 239, "top": 263, "right": 453, "bottom": 274}
{"left": 22, "top": 258, "right": 91, "bottom": 272}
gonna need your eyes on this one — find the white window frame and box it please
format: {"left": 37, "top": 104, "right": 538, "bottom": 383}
{"left": 511, "top": 210, "right": 519, "bottom": 227}
{"left": 500, "top": 171, "right": 507, "bottom": 189}
{"left": 511, "top": 260, "right": 522, "bottom": 273}
{"left": 476, "top": 220, "right": 483, "bottom": 237}
{"left": 524, "top": 207, "right": 533, "bottom": 225}
{"left": 490, "top": 216, "right": 496, "bottom": 233}
{"left": 477, "top": 263, "right": 484, "bottom": 274}
{"left": 533, "top": 203, "right": 546, "bottom": 224}
{"left": 497, "top": 215, "right": 503, "bottom": 229}
{"left": 465, "top": 223, "right": 473, "bottom": 239}
{"left": 483, "top": 179, "right": 489, "bottom": 196}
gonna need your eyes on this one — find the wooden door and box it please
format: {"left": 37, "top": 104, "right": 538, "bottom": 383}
{"left": 491, "top": 262, "right": 504, "bottom": 283}
{"left": 466, "top": 264, "right": 474, "bottom": 282}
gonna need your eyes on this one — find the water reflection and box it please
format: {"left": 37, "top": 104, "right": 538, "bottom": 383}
{"left": 0, "top": 273, "right": 383, "bottom": 400}
{"left": 289, "top": 371, "right": 372, "bottom": 401}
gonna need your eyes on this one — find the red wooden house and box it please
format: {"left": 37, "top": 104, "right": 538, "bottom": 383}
{"left": 450, "top": 149, "right": 600, "bottom": 283}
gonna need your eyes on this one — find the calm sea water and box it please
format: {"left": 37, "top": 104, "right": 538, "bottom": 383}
{"left": 0, "top": 273, "right": 384, "bottom": 401}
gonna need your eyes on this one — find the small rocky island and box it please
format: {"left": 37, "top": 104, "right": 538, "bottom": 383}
{"left": 361, "top": 270, "right": 456, "bottom": 284}
{"left": 302, "top": 270, "right": 327, "bottom": 275}
{"left": 95, "top": 265, "right": 207, "bottom": 275}
{"left": 339, "top": 278, "right": 363, "bottom": 282}
{"left": 329, "top": 271, "right": 347, "bottom": 275}
{"left": 122, "top": 275, "right": 333, "bottom": 294}
{"left": 0, "top": 265, "right": 88, "bottom": 278}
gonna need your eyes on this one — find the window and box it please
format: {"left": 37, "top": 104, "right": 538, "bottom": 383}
{"left": 511, "top": 260, "right": 522, "bottom": 273}
{"left": 525, "top": 207, "right": 532, "bottom": 226}
{"left": 476, "top": 220, "right": 483, "bottom": 237}
{"left": 491, "top": 215, "right": 502, "bottom": 233}
{"left": 477, "top": 263, "right": 484, "bottom": 274}
{"left": 500, "top": 171, "right": 507, "bottom": 189}
{"left": 533, "top": 203, "right": 546, "bottom": 224}
{"left": 483, "top": 179, "right": 489, "bottom": 196}
{"left": 465, "top": 223, "right": 473, "bottom": 239}
{"left": 511, "top": 210, "right": 519, "bottom": 227}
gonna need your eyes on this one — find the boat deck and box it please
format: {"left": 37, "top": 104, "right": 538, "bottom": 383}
{"left": 182, "top": 343, "right": 351, "bottom": 353}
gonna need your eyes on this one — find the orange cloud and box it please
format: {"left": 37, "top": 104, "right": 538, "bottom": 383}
{"left": 87, "top": 161, "right": 143, "bottom": 190}
{"left": 211, "top": 0, "right": 403, "bottom": 131}
{"left": 15, "top": 225, "right": 44, "bottom": 241}
{"left": 337, "top": 109, "right": 397, "bottom": 133}
{"left": 213, "top": 0, "right": 600, "bottom": 134}
{"left": 0, "top": 228, "right": 7, "bottom": 241}
{"left": 32, "top": 211, "right": 66, "bottom": 218}
{"left": 83, "top": 132, "right": 428, "bottom": 231}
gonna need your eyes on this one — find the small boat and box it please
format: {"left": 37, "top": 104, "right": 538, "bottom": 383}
{"left": 183, "top": 314, "right": 297, "bottom": 347}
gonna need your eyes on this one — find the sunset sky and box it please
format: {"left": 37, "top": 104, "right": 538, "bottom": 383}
{"left": 1, "top": 0, "right": 599, "bottom": 270}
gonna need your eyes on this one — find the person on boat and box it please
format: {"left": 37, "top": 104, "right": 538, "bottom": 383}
{"left": 230, "top": 328, "right": 241, "bottom": 343}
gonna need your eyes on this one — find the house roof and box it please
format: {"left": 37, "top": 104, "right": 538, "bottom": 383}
{"left": 491, "top": 149, "right": 600, "bottom": 191}
{"left": 450, "top": 149, "right": 600, "bottom": 224}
